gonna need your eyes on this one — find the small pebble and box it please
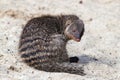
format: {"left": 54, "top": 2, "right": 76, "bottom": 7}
{"left": 79, "top": 0, "right": 83, "bottom": 4}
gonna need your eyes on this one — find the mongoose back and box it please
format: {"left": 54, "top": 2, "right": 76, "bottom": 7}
{"left": 19, "top": 15, "right": 85, "bottom": 75}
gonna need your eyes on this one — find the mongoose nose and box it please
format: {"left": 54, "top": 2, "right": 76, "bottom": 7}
{"left": 74, "top": 34, "right": 81, "bottom": 42}
{"left": 76, "top": 39, "right": 80, "bottom": 42}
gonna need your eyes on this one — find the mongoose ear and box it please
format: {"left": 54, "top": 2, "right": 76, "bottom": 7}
{"left": 65, "top": 20, "right": 72, "bottom": 26}
{"left": 64, "top": 20, "right": 84, "bottom": 42}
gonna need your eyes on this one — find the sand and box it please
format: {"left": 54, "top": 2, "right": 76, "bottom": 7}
{"left": 0, "top": 0, "right": 120, "bottom": 80}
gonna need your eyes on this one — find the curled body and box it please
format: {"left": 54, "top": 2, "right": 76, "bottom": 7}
{"left": 19, "top": 15, "right": 85, "bottom": 75}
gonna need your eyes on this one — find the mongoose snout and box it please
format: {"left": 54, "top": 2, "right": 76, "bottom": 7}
{"left": 64, "top": 19, "right": 84, "bottom": 42}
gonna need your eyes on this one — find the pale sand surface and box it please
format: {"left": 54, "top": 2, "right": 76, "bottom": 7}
{"left": 0, "top": 0, "right": 120, "bottom": 80}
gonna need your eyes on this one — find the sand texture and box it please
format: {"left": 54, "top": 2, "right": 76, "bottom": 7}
{"left": 0, "top": 0, "right": 120, "bottom": 80}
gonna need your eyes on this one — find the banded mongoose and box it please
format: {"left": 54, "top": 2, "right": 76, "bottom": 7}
{"left": 19, "top": 15, "right": 85, "bottom": 75}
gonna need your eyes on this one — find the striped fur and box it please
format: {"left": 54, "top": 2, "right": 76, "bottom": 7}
{"left": 19, "top": 15, "right": 85, "bottom": 75}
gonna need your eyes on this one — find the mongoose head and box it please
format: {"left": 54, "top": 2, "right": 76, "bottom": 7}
{"left": 63, "top": 15, "right": 84, "bottom": 42}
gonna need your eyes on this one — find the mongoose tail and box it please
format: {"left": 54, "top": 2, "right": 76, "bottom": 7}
{"left": 34, "top": 62, "right": 86, "bottom": 76}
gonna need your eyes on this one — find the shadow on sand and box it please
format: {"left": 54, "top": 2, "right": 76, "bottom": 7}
{"left": 75, "top": 55, "right": 114, "bottom": 66}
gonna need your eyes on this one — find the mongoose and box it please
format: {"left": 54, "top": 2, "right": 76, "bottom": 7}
{"left": 19, "top": 15, "right": 85, "bottom": 75}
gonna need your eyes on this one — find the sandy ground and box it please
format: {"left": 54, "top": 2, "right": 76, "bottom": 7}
{"left": 0, "top": 0, "right": 120, "bottom": 80}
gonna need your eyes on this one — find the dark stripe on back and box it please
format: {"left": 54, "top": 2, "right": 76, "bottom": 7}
{"left": 21, "top": 49, "right": 53, "bottom": 58}
{"left": 20, "top": 45, "right": 34, "bottom": 52}
{"left": 20, "top": 41, "right": 49, "bottom": 52}
{"left": 21, "top": 37, "right": 45, "bottom": 46}
{"left": 23, "top": 55, "right": 47, "bottom": 64}
{"left": 29, "top": 62, "right": 41, "bottom": 67}
{"left": 21, "top": 49, "right": 40, "bottom": 58}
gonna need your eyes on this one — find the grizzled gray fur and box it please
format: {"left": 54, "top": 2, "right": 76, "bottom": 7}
{"left": 19, "top": 15, "right": 85, "bottom": 75}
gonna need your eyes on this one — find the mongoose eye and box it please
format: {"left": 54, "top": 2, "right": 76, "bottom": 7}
{"left": 66, "top": 20, "right": 72, "bottom": 26}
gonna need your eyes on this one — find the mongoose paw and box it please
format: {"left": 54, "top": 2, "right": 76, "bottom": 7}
{"left": 69, "top": 56, "right": 79, "bottom": 63}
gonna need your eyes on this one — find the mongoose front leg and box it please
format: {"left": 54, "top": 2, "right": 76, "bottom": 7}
{"left": 51, "top": 35, "right": 79, "bottom": 63}
{"left": 48, "top": 34, "right": 86, "bottom": 75}
{"left": 50, "top": 34, "right": 69, "bottom": 62}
